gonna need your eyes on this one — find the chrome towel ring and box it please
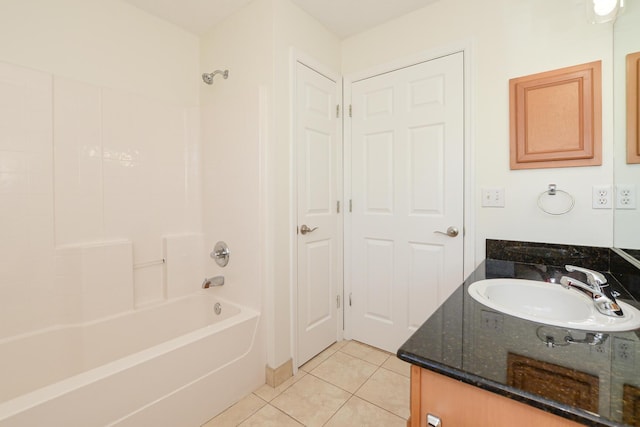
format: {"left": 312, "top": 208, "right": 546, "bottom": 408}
{"left": 537, "top": 184, "right": 575, "bottom": 215}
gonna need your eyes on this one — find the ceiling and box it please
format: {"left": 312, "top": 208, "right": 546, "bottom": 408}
{"left": 123, "top": 0, "right": 438, "bottom": 39}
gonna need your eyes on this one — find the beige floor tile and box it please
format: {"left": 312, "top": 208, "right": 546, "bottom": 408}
{"left": 324, "top": 396, "right": 406, "bottom": 427}
{"left": 340, "top": 341, "right": 390, "bottom": 366}
{"left": 381, "top": 355, "right": 411, "bottom": 377}
{"left": 271, "top": 374, "right": 351, "bottom": 427}
{"left": 238, "top": 404, "right": 302, "bottom": 427}
{"left": 355, "top": 368, "right": 410, "bottom": 419}
{"left": 253, "top": 370, "right": 307, "bottom": 402}
{"left": 299, "top": 340, "right": 345, "bottom": 372}
{"left": 310, "top": 351, "right": 377, "bottom": 393}
{"left": 202, "top": 394, "right": 266, "bottom": 427}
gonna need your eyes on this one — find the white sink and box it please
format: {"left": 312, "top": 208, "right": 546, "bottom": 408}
{"left": 467, "top": 278, "right": 640, "bottom": 332}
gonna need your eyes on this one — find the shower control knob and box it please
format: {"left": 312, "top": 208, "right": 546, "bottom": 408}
{"left": 210, "top": 241, "right": 230, "bottom": 267}
{"left": 299, "top": 224, "right": 318, "bottom": 235}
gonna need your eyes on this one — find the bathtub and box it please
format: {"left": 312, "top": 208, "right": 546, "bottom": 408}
{"left": 0, "top": 292, "right": 263, "bottom": 426}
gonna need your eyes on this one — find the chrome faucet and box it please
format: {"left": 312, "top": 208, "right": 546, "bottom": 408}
{"left": 559, "top": 265, "right": 623, "bottom": 317}
{"left": 202, "top": 275, "right": 224, "bottom": 289}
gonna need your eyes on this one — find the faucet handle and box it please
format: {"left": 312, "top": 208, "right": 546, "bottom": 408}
{"left": 565, "top": 265, "right": 607, "bottom": 286}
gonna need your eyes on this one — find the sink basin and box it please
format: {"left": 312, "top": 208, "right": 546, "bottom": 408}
{"left": 467, "top": 278, "right": 640, "bottom": 332}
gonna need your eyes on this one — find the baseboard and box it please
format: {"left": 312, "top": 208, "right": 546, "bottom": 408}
{"left": 265, "top": 359, "right": 293, "bottom": 388}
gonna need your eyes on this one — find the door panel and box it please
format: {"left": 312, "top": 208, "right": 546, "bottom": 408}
{"left": 364, "top": 238, "right": 394, "bottom": 323}
{"left": 349, "top": 52, "right": 464, "bottom": 353}
{"left": 303, "top": 239, "right": 332, "bottom": 327}
{"left": 364, "top": 133, "right": 394, "bottom": 212}
{"left": 296, "top": 62, "right": 339, "bottom": 366}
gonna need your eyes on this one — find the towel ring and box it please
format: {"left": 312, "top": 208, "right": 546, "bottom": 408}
{"left": 537, "top": 184, "right": 575, "bottom": 215}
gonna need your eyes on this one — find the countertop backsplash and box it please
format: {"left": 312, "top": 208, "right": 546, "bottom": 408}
{"left": 487, "top": 239, "right": 640, "bottom": 303}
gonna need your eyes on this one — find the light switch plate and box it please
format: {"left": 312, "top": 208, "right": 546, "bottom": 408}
{"left": 481, "top": 187, "right": 505, "bottom": 207}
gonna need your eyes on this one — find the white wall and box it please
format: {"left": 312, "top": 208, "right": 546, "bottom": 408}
{"left": 0, "top": 0, "right": 199, "bottom": 106}
{"left": 342, "top": 0, "right": 615, "bottom": 263}
{"left": 0, "top": 0, "right": 201, "bottom": 339}
{"left": 271, "top": 0, "right": 341, "bottom": 371}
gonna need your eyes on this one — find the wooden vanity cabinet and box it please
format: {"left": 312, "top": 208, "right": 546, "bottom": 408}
{"left": 408, "top": 366, "right": 584, "bottom": 427}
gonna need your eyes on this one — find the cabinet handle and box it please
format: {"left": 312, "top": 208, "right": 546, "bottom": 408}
{"left": 427, "top": 414, "right": 441, "bottom": 427}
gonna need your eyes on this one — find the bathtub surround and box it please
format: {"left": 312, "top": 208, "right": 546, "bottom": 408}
{"left": 0, "top": 59, "right": 202, "bottom": 337}
{"left": 163, "top": 234, "right": 206, "bottom": 299}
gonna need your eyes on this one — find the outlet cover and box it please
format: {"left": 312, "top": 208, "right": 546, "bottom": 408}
{"left": 616, "top": 184, "right": 637, "bottom": 209}
{"left": 481, "top": 187, "right": 505, "bottom": 207}
{"left": 592, "top": 185, "right": 612, "bottom": 209}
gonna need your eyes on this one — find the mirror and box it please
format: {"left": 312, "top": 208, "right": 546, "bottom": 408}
{"left": 613, "top": 2, "right": 640, "bottom": 264}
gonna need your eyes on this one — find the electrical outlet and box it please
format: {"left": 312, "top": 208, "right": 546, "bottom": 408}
{"left": 481, "top": 187, "right": 505, "bottom": 207}
{"left": 481, "top": 310, "right": 503, "bottom": 332}
{"left": 616, "top": 184, "right": 637, "bottom": 209}
{"left": 614, "top": 337, "right": 635, "bottom": 364}
{"left": 592, "top": 185, "right": 612, "bottom": 209}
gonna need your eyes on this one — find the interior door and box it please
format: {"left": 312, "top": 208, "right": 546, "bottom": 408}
{"left": 296, "top": 61, "right": 340, "bottom": 366}
{"left": 348, "top": 52, "right": 464, "bottom": 353}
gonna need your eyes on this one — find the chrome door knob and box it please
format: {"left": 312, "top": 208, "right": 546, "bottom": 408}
{"left": 300, "top": 224, "right": 318, "bottom": 235}
{"left": 434, "top": 226, "right": 459, "bottom": 237}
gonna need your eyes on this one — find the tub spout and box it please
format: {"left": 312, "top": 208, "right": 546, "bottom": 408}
{"left": 202, "top": 275, "right": 224, "bottom": 289}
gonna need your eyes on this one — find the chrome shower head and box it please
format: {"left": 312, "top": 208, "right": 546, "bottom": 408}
{"left": 202, "top": 69, "right": 229, "bottom": 85}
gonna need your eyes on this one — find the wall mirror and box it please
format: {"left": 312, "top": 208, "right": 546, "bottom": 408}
{"left": 613, "top": 2, "right": 640, "bottom": 266}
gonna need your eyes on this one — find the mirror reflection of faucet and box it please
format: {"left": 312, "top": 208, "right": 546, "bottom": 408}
{"left": 559, "top": 265, "right": 623, "bottom": 317}
{"left": 202, "top": 275, "right": 224, "bottom": 289}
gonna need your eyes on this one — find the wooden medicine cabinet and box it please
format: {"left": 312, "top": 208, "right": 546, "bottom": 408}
{"left": 509, "top": 61, "right": 602, "bottom": 170}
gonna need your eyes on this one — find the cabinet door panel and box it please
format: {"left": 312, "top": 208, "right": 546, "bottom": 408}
{"left": 410, "top": 367, "right": 584, "bottom": 427}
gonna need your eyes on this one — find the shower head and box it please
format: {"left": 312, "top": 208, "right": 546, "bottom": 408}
{"left": 202, "top": 69, "right": 229, "bottom": 85}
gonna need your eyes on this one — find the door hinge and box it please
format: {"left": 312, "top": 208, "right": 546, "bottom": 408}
{"left": 337, "top": 200, "right": 340, "bottom": 213}
{"left": 349, "top": 104, "right": 352, "bottom": 117}
{"left": 349, "top": 199, "right": 352, "bottom": 212}
{"left": 349, "top": 293, "right": 352, "bottom": 306}
{"left": 336, "top": 104, "right": 340, "bottom": 118}
{"left": 337, "top": 295, "right": 341, "bottom": 308}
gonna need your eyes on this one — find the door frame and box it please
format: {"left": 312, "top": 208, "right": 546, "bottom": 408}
{"left": 289, "top": 49, "right": 344, "bottom": 372}
{"left": 343, "top": 42, "right": 476, "bottom": 341}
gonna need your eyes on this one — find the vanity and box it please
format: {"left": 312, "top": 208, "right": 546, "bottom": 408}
{"left": 398, "top": 240, "right": 640, "bottom": 427}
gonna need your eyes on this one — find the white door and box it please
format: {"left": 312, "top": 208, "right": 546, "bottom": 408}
{"left": 296, "top": 61, "right": 340, "bottom": 366}
{"left": 348, "top": 52, "right": 464, "bottom": 353}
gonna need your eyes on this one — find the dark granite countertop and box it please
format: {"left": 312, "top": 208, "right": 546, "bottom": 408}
{"left": 397, "top": 240, "right": 640, "bottom": 427}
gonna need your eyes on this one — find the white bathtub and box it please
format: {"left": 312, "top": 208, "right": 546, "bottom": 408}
{"left": 0, "top": 293, "right": 263, "bottom": 426}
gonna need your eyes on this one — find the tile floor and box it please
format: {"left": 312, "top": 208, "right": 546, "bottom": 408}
{"left": 202, "top": 340, "right": 411, "bottom": 427}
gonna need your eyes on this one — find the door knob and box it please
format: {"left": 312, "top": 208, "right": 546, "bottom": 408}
{"left": 299, "top": 224, "right": 318, "bottom": 235}
{"left": 434, "top": 226, "right": 459, "bottom": 237}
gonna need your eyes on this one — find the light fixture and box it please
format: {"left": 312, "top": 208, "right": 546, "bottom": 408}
{"left": 587, "top": 0, "right": 624, "bottom": 23}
